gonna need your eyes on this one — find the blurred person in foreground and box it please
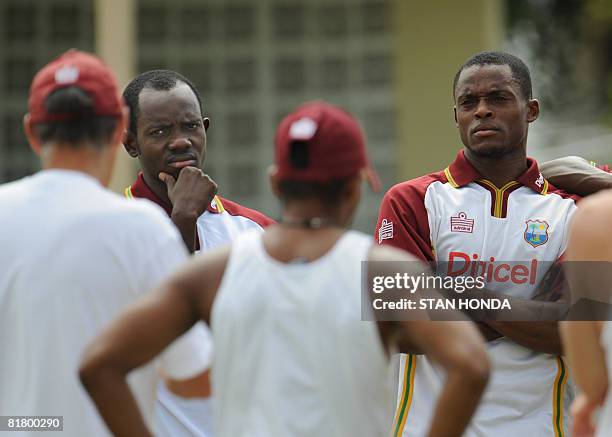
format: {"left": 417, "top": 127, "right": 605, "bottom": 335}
{"left": 0, "top": 50, "right": 210, "bottom": 436}
{"left": 561, "top": 190, "right": 612, "bottom": 437}
{"left": 121, "top": 69, "right": 273, "bottom": 436}
{"left": 80, "top": 101, "right": 490, "bottom": 437}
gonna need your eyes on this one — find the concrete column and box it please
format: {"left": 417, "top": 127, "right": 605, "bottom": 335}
{"left": 94, "top": 0, "right": 136, "bottom": 193}
{"left": 391, "top": 0, "right": 504, "bottom": 179}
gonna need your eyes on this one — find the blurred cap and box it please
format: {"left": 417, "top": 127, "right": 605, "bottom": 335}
{"left": 28, "top": 49, "right": 123, "bottom": 123}
{"left": 274, "top": 101, "right": 381, "bottom": 191}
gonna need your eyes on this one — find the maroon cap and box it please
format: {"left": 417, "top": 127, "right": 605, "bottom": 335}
{"left": 28, "top": 49, "right": 123, "bottom": 123}
{"left": 274, "top": 101, "right": 381, "bottom": 191}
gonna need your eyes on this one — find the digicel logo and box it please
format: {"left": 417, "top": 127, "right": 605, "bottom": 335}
{"left": 447, "top": 251, "right": 538, "bottom": 285}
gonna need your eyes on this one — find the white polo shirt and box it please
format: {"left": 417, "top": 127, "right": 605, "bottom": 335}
{"left": 0, "top": 170, "right": 210, "bottom": 436}
{"left": 376, "top": 150, "right": 577, "bottom": 437}
{"left": 126, "top": 172, "right": 274, "bottom": 437}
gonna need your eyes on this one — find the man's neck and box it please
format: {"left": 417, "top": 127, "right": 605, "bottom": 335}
{"left": 41, "top": 143, "right": 113, "bottom": 186}
{"left": 141, "top": 172, "right": 172, "bottom": 207}
{"left": 281, "top": 200, "right": 348, "bottom": 229}
{"left": 464, "top": 149, "right": 528, "bottom": 188}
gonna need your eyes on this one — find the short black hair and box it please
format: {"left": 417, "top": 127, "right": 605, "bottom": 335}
{"left": 35, "top": 86, "right": 118, "bottom": 146}
{"left": 453, "top": 51, "right": 533, "bottom": 100}
{"left": 122, "top": 70, "right": 203, "bottom": 135}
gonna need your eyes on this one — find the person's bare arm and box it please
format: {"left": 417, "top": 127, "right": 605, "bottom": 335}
{"left": 423, "top": 280, "right": 566, "bottom": 354}
{"left": 163, "top": 369, "right": 211, "bottom": 398}
{"left": 480, "top": 293, "right": 567, "bottom": 355}
{"left": 79, "top": 247, "right": 229, "bottom": 437}
{"left": 560, "top": 192, "right": 612, "bottom": 403}
{"left": 432, "top": 286, "right": 564, "bottom": 351}
{"left": 570, "top": 393, "right": 600, "bottom": 437}
{"left": 561, "top": 321, "right": 606, "bottom": 401}
{"left": 540, "top": 156, "right": 612, "bottom": 196}
{"left": 484, "top": 320, "right": 562, "bottom": 354}
{"left": 369, "top": 245, "right": 489, "bottom": 437}
{"left": 459, "top": 290, "right": 567, "bottom": 354}
{"left": 160, "top": 167, "right": 218, "bottom": 253}
{"left": 441, "top": 258, "right": 568, "bottom": 354}
{"left": 403, "top": 320, "right": 490, "bottom": 437}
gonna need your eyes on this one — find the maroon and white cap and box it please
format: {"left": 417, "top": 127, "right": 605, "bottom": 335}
{"left": 28, "top": 49, "right": 123, "bottom": 123}
{"left": 274, "top": 101, "right": 381, "bottom": 191}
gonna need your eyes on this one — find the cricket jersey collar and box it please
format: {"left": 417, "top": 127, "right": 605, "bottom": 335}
{"left": 444, "top": 149, "right": 548, "bottom": 195}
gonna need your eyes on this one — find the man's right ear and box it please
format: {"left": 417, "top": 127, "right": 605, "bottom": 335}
{"left": 123, "top": 130, "right": 139, "bottom": 158}
{"left": 267, "top": 165, "right": 281, "bottom": 198}
{"left": 23, "top": 114, "right": 42, "bottom": 156}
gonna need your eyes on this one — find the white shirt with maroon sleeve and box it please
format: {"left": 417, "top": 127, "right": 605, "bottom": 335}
{"left": 376, "top": 150, "right": 577, "bottom": 437}
{"left": 126, "top": 173, "right": 274, "bottom": 437}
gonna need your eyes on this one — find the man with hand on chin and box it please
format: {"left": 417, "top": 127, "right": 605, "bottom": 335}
{"left": 122, "top": 70, "right": 273, "bottom": 254}
{"left": 121, "top": 70, "right": 273, "bottom": 436}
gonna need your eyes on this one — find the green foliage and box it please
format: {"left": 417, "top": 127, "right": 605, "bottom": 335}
{"left": 585, "top": 0, "right": 612, "bottom": 24}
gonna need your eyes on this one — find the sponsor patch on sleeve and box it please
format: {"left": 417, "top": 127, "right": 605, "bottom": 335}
{"left": 378, "top": 219, "right": 394, "bottom": 243}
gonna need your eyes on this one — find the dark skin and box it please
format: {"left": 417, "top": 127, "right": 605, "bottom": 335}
{"left": 453, "top": 64, "right": 564, "bottom": 354}
{"left": 124, "top": 83, "right": 217, "bottom": 253}
{"left": 439, "top": 263, "right": 569, "bottom": 354}
{"left": 454, "top": 64, "right": 540, "bottom": 186}
{"left": 540, "top": 156, "right": 612, "bottom": 196}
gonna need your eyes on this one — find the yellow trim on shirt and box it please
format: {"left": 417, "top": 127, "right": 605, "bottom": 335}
{"left": 212, "top": 195, "right": 225, "bottom": 213}
{"left": 552, "top": 356, "right": 567, "bottom": 437}
{"left": 444, "top": 167, "right": 459, "bottom": 188}
{"left": 541, "top": 179, "right": 549, "bottom": 195}
{"left": 393, "top": 354, "right": 417, "bottom": 437}
{"left": 124, "top": 186, "right": 133, "bottom": 199}
{"left": 478, "top": 179, "right": 519, "bottom": 218}
{"left": 392, "top": 358, "right": 410, "bottom": 432}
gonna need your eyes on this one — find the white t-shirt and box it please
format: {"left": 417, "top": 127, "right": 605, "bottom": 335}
{"left": 0, "top": 170, "right": 210, "bottom": 436}
{"left": 211, "top": 230, "right": 393, "bottom": 437}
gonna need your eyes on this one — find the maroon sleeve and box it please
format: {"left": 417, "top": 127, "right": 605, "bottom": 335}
{"left": 374, "top": 175, "right": 440, "bottom": 262}
{"left": 218, "top": 196, "right": 276, "bottom": 228}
